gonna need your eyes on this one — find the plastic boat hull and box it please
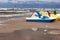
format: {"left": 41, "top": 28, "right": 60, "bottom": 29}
{"left": 26, "top": 19, "right": 56, "bottom": 22}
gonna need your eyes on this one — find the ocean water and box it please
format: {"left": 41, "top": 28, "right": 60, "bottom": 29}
{"left": 0, "top": 12, "right": 32, "bottom": 23}
{"left": 0, "top": 2, "right": 60, "bottom": 8}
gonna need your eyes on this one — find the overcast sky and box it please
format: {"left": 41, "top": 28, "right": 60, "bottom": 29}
{"left": 0, "top": 0, "right": 60, "bottom": 3}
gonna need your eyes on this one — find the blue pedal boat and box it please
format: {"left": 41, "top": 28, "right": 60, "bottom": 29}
{"left": 26, "top": 11, "right": 56, "bottom": 22}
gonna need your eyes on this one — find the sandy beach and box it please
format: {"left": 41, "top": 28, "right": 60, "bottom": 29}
{"left": 0, "top": 20, "right": 60, "bottom": 33}
{"left": 0, "top": 20, "right": 60, "bottom": 40}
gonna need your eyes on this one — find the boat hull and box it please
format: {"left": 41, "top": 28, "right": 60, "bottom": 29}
{"left": 26, "top": 19, "right": 56, "bottom": 22}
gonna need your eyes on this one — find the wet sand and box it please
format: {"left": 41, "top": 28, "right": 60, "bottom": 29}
{"left": 0, "top": 28, "right": 60, "bottom": 40}
{"left": 0, "top": 20, "right": 60, "bottom": 33}
{"left": 0, "top": 20, "right": 60, "bottom": 40}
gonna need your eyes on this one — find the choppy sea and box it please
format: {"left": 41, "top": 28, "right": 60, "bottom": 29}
{"left": 0, "top": 12, "right": 32, "bottom": 23}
